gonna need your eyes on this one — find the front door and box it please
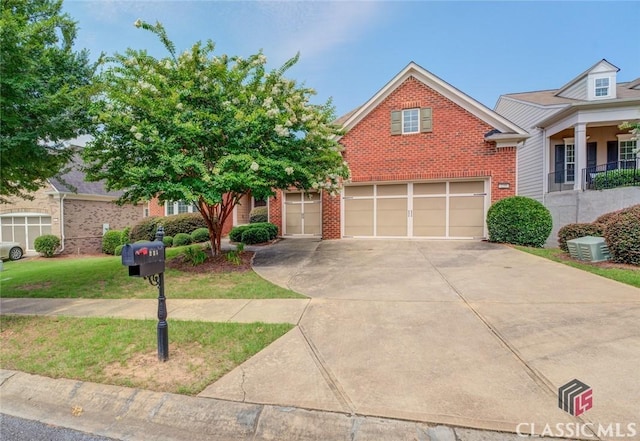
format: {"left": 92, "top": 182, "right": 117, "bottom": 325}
{"left": 284, "top": 192, "right": 321, "bottom": 236}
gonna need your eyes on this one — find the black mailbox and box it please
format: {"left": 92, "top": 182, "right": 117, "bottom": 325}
{"left": 122, "top": 242, "right": 165, "bottom": 277}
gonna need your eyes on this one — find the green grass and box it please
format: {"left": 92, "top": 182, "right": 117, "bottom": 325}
{"left": 0, "top": 315, "right": 293, "bottom": 395}
{"left": 515, "top": 246, "right": 640, "bottom": 288}
{"left": 0, "top": 247, "right": 304, "bottom": 299}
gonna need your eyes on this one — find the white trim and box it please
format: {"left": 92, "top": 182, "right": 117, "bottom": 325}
{"left": 340, "top": 62, "right": 528, "bottom": 137}
{"left": 401, "top": 108, "right": 419, "bottom": 134}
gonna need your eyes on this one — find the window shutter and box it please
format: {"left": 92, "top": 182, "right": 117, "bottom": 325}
{"left": 391, "top": 111, "right": 401, "bottom": 135}
{"left": 420, "top": 108, "right": 432, "bottom": 133}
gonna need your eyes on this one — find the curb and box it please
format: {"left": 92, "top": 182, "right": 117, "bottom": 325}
{"left": 0, "top": 370, "right": 567, "bottom": 441}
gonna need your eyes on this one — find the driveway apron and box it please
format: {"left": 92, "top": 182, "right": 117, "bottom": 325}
{"left": 201, "top": 239, "right": 640, "bottom": 439}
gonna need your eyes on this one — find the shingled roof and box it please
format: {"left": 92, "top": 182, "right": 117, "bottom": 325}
{"left": 48, "top": 152, "right": 123, "bottom": 198}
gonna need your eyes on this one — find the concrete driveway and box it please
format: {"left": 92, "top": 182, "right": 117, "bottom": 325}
{"left": 200, "top": 239, "right": 640, "bottom": 439}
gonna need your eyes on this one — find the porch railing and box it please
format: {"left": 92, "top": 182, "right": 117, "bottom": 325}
{"left": 582, "top": 160, "right": 640, "bottom": 190}
{"left": 548, "top": 159, "right": 640, "bottom": 192}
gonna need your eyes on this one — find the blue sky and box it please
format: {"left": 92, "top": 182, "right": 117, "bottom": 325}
{"left": 63, "top": 0, "right": 640, "bottom": 118}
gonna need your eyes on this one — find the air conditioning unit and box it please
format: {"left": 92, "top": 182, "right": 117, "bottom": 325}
{"left": 566, "top": 236, "right": 611, "bottom": 262}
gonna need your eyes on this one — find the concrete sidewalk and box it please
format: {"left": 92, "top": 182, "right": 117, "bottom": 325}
{"left": 0, "top": 298, "right": 309, "bottom": 324}
{"left": 1, "top": 369, "right": 570, "bottom": 441}
{"left": 2, "top": 239, "right": 638, "bottom": 440}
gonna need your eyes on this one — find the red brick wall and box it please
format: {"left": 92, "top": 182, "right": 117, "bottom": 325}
{"left": 319, "top": 76, "right": 516, "bottom": 239}
{"left": 148, "top": 197, "right": 164, "bottom": 217}
{"left": 269, "top": 191, "right": 283, "bottom": 236}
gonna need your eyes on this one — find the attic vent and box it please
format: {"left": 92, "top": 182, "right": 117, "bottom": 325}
{"left": 401, "top": 100, "right": 421, "bottom": 109}
{"left": 566, "top": 236, "right": 611, "bottom": 262}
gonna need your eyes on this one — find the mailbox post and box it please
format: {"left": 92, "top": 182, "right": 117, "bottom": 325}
{"left": 121, "top": 226, "right": 168, "bottom": 361}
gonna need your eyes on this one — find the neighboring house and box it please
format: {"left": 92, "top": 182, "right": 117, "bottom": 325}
{"left": 0, "top": 150, "right": 144, "bottom": 255}
{"left": 267, "top": 62, "right": 529, "bottom": 239}
{"left": 495, "top": 59, "right": 640, "bottom": 242}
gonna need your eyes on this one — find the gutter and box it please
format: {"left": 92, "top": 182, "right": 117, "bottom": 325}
{"left": 57, "top": 193, "right": 66, "bottom": 254}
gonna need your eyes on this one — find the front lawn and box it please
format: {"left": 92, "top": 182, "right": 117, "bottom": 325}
{"left": 0, "top": 315, "right": 293, "bottom": 395}
{"left": 0, "top": 247, "right": 304, "bottom": 299}
{"left": 515, "top": 246, "right": 640, "bottom": 288}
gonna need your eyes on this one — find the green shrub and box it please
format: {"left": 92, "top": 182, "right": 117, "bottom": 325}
{"left": 183, "top": 245, "right": 207, "bottom": 266}
{"left": 159, "top": 213, "right": 208, "bottom": 238}
{"left": 163, "top": 236, "right": 173, "bottom": 248}
{"left": 121, "top": 227, "right": 131, "bottom": 245}
{"left": 593, "top": 169, "right": 640, "bottom": 190}
{"left": 34, "top": 234, "right": 61, "bottom": 257}
{"left": 241, "top": 227, "right": 270, "bottom": 245}
{"left": 229, "top": 222, "right": 278, "bottom": 243}
{"left": 102, "top": 230, "right": 123, "bottom": 255}
{"left": 252, "top": 222, "right": 278, "bottom": 239}
{"left": 604, "top": 205, "right": 640, "bottom": 265}
{"left": 557, "top": 223, "right": 605, "bottom": 252}
{"left": 225, "top": 250, "right": 242, "bottom": 265}
{"left": 229, "top": 224, "right": 251, "bottom": 242}
{"left": 191, "top": 227, "right": 210, "bottom": 243}
{"left": 249, "top": 206, "right": 268, "bottom": 223}
{"left": 130, "top": 217, "right": 161, "bottom": 242}
{"left": 114, "top": 244, "right": 124, "bottom": 256}
{"left": 173, "top": 233, "right": 192, "bottom": 247}
{"left": 487, "top": 196, "right": 552, "bottom": 247}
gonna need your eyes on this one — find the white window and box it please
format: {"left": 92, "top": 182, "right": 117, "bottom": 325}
{"left": 594, "top": 77, "right": 610, "bottom": 97}
{"left": 620, "top": 139, "right": 637, "bottom": 161}
{"left": 0, "top": 214, "right": 52, "bottom": 251}
{"left": 564, "top": 142, "right": 575, "bottom": 182}
{"left": 402, "top": 109, "right": 419, "bottom": 134}
{"left": 165, "top": 200, "right": 198, "bottom": 216}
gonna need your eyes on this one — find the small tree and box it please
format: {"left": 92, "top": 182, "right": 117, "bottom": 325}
{"left": 84, "top": 21, "right": 349, "bottom": 254}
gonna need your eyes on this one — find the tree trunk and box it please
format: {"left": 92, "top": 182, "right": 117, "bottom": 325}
{"left": 196, "top": 193, "right": 242, "bottom": 256}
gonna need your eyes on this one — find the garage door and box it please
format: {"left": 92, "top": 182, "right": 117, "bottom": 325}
{"left": 284, "top": 192, "right": 321, "bottom": 236}
{"left": 343, "top": 181, "right": 486, "bottom": 238}
{"left": 0, "top": 214, "right": 52, "bottom": 251}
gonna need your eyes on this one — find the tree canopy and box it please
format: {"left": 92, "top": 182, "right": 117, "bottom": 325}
{"left": 0, "top": 0, "right": 95, "bottom": 202}
{"left": 83, "top": 21, "right": 350, "bottom": 253}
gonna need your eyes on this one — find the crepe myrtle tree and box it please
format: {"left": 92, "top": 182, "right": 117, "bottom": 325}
{"left": 83, "top": 20, "right": 350, "bottom": 254}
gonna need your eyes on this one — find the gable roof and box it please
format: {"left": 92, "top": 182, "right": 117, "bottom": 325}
{"left": 48, "top": 151, "right": 123, "bottom": 198}
{"left": 501, "top": 80, "right": 640, "bottom": 107}
{"left": 555, "top": 58, "right": 620, "bottom": 97}
{"left": 338, "top": 61, "right": 528, "bottom": 141}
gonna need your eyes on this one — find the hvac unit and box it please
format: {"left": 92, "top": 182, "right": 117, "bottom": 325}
{"left": 566, "top": 236, "right": 611, "bottom": 262}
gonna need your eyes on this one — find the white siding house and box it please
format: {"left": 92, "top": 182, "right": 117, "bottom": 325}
{"left": 495, "top": 59, "right": 640, "bottom": 245}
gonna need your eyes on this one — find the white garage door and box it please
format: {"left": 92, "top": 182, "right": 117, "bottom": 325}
{"left": 0, "top": 214, "right": 52, "bottom": 251}
{"left": 343, "top": 181, "right": 487, "bottom": 238}
{"left": 283, "top": 192, "right": 321, "bottom": 236}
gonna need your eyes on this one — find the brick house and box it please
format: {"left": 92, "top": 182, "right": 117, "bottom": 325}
{"left": 268, "top": 62, "right": 528, "bottom": 239}
{"left": 1, "top": 151, "right": 144, "bottom": 255}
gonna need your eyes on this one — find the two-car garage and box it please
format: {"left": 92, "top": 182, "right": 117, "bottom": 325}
{"left": 342, "top": 180, "right": 488, "bottom": 239}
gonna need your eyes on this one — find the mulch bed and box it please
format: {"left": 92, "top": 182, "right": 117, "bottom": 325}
{"left": 166, "top": 250, "right": 254, "bottom": 273}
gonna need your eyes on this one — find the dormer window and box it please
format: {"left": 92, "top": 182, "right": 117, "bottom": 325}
{"left": 595, "top": 78, "right": 609, "bottom": 97}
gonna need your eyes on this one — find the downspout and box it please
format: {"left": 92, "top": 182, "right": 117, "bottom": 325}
{"left": 57, "top": 193, "right": 66, "bottom": 254}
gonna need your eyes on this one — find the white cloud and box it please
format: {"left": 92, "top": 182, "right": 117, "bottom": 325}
{"left": 232, "top": 1, "right": 385, "bottom": 63}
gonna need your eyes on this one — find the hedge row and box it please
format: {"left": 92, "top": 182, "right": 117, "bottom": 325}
{"left": 557, "top": 204, "right": 640, "bottom": 265}
{"left": 129, "top": 213, "right": 209, "bottom": 242}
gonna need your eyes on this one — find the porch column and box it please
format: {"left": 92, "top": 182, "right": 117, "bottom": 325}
{"left": 574, "top": 123, "right": 587, "bottom": 190}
